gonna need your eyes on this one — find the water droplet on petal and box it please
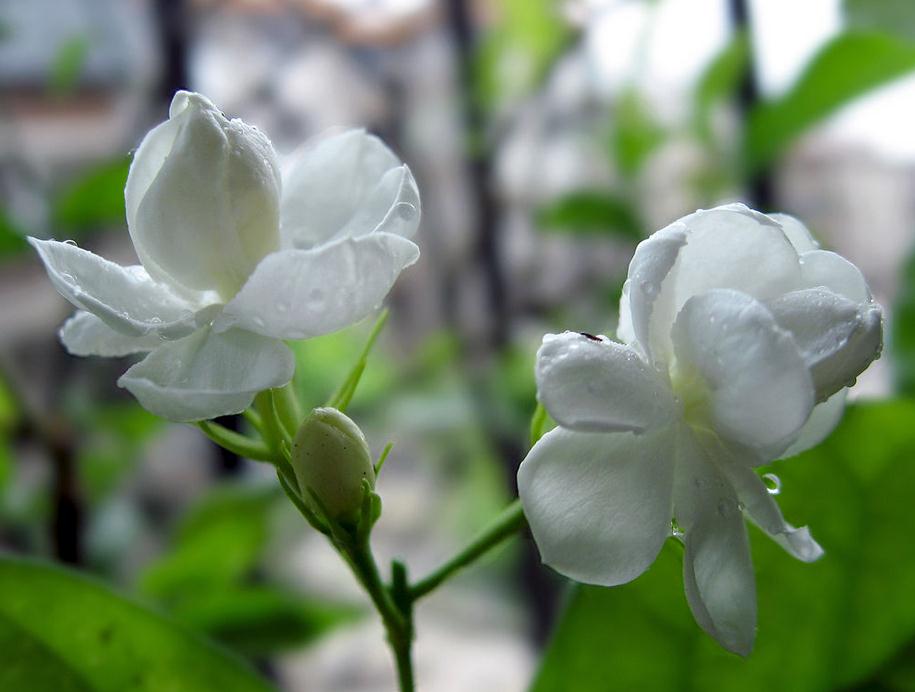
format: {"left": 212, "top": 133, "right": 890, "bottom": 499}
{"left": 253, "top": 316, "right": 266, "bottom": 328}
{"left": 396, "top": 202, "right": 417, "bottom": 221}
{"left": 762, "top": 473, "right": 781, "bottom": 495}
{"left": 62, "top": 239, "right": 77, "bottom": 246}
{"left": 276, "top": 300, "right": 289, "bottom": 314}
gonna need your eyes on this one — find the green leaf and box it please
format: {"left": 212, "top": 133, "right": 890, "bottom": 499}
{"left": 746, "top": 32, "right": 915, "bottom": 169}
{"left": 172, "top": 586, "right": 361, "bottom": 657}
{"left": 0, "top": 207, "right": 29, "bottom": 260}
{"left": 692, "top": 32, "right": 750, "bottom": 142}
{"left": 845, "top": 0, "right": 915, "bottom": 43}
{"left": 52, "top": 157, "right": 130, "bottom": 233}
{"left": 474, "top": 0, "right": 571, "bottom": 108}
{"left": 140, "top": 484, "right": 279, "bottom": 601}
{"left": 534, "top": 400, "right": 915, "bottom": 691}
{"left": 893, "top": 244, "right": 915, "bottom": 396}
{"left": 0, "top": 556, "right": 272, "bottom": 691}
{"left": 611, "top": 90, "right": 666, "bottom": 179}
{"left": 49, "top": 36, "right": 89, "bottom": 96}
{"left": 536, "top": 191, "right": 643, "bottom": 240}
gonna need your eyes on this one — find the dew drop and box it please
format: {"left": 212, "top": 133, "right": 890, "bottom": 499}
{"left": 253, "top": 316, "right": 266, "bottom": 328}
{"left": 670, "top": 518, "right": 685, "bottom": 540}
{"left": 276, "top": 300, "right": 289, "bottom": 313}
{"left": 60, "top": 272, "right": 75, "bottom": 282}
{"left": 62, "top": 239, "right": 78, "bottom": 246}
{"left": 396, "top": 202, "right": 417, "bottom": 221}
{"left": 762, "top": 473, "right": 781, "bottom": 495}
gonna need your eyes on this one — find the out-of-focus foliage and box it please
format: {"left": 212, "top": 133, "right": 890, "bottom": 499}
{"left": 141, "top": 484, "right": 281, "bottom": 600}
{"left": 48, "top": 36, "right": 89, "bottom": 96}
{"left": 0, "top": 208, "right": 29, "bottom": 260}
{"left": 845, "top": 0, "right": 915, "bottom": 42}
{"left": 746, "top": 32, "right": 915, "bottom": 169}
{"left": 611, "top": 89, "right": 666, "bottom": 179}
{"left": 140, "top": 482, "right": 357, "bottom": 656}
{"left": 0, "top": 556, "right": 272, "bottom": 691}
{"left": 475, "top": 0, "right": 571, "bottom": 108}
{"left": 536, "top": 191, "right": 642, "bottom": 240}
{"left": 534, "top": 401, "right": 915, "bottom": 691}
{"left": 52, "top": 157, "right": 130, "bottom": 233}
{"left": 692, "top": 32, "right": 749, "bottom": 143}
{"left": 892, "top": 244, "right": 915, "bottom": 396}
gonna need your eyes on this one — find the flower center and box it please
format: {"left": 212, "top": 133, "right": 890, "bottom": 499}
{"left": 670, "top": 361, "right": 714, "bottom": 433}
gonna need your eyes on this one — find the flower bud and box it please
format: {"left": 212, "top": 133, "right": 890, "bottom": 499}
{"left": 291, "top": 407, "right": 375, "bottom": 522}
{"left": 125, "top": 91, "right": 281, "bottom": 300}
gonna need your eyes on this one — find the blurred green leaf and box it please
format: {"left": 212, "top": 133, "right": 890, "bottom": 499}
{"left": 693, "top": 32, "right": 750, "bottom": 142}
{"left": 612, "top": 89, "right": 666, "bottom": 179}
{"left": 746, "top": 32, "right": 915, "bottom": 169}
{"left": 173, "top": 586, "right": 361, "bottom": 657}
{"left": 845, "top": 0, "right": 915, "bottom": 43}
{"left": 535, "top": 400, "right": 915, "bottom": 691}
{"left": 141, "top": 484, "right": 279, "bottom": 601}
{"left": 536, "top": 191, "right": 642, "bottom": 240}
{"left": 75, "top": 404, "right": 161, "bottom": 503}
{"left": 52, "top": 157, "right": 130, "bottom": 233}
{"left": 49, "top": 36, "right": 89, "bottom": 96}
{"left": 893, "top": 243, "right": 915, "bottom": 396}
{"left": 475, "top": 0, "right": 571, "bottom": 108}
{"left": 0, "top": 207, "right": 29, "bottom": 260}
{"left": 0, "top": 556, "right": 272, "bottom": 691}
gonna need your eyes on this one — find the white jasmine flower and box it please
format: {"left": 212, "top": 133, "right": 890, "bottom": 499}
{"left": 518, "top": 204, "right": 882, "bottom": 655}
{"left": 30, "top": 91, "right": 420, "bottom": 422}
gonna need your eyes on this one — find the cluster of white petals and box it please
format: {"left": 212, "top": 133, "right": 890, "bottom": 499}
{"left": 518, "top": 204, "right": 882, "bottom": 655}
{"left": 31, "top": 91, "right": 420, "bottom": 422}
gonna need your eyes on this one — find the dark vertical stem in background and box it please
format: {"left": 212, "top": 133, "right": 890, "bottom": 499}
{"left": 728, "top": 0, "right": 774, "bottom": 210}
{"left": 443, "top": 0, "right": 558, "bottom": 644}
{"left": 49, "top": 424, "right": 82, "bottom": 565}
{"left": 154, "top": 0, "right": 190, "bottom": 99}
{"left": 444, "top": 0, "right": 509, "bottom": 351}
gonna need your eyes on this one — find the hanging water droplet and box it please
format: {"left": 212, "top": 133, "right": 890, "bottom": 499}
{"left": 762, "top": 473, "right": 781, "bottom": 495}
{"left": 670, "top": 518, "right": 685, "bottom": 540}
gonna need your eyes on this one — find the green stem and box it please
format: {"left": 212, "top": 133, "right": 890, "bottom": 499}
{"left": 254, "top": 391, "right": 288, "bottom": 454}
{"left": 196, "top": 421, "right": 273, "bottom": 461}
{"left": 273, "top": 382, "right": 302, "bottom": 436}
{"left": 409, "top": 498, "right": 526, "bottom": 602}
{"left": 344, "top": 538, "right": 414, "bottom": 691}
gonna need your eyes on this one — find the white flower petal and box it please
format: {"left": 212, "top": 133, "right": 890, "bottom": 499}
{"left": 518, "top": 426, "right": 676, "bottom": 587}
{"left": 214, "top": 233, "right": 419, "bottom": 340}
{"left": 769, "top": 288, "right": 882, "bottom": 400}
{"left": 625, "top": 221, "right": 688, "bottom": 362}
{"left": 719, "top": 460, "right": 824, "bottom": 563}
{"left": 616, "top": 281, "right": 636, "bottom": 344}
{"left": 29, "top": 238, "right": 215, "bottom": 338}
{"left": 117, "top": 327, "right": 294, "bottom": 422}
{"left": 535, "top": 331, "right": 676, "bottom": 433}
{"left": 60, "top": 312, "right": 163, "bottom": 357}
{"left": 672, "top": 289, "right": 814, "bottom": 457}
{"left": 650, "top": 205, "right": 803, "bottom": 362}
{"left": 781, "top": 390, "right": 847, "bottom": 458}
{"left": 768, "top": 213, "right": 819, "bottom": 253}
{"left": 281, "top": 130, "right": 419, "bottom": 249}
{"left": 799, "top": 250, "right": 871, "bottom": 304}
{"left": 675, "top": 430, "right": 757, "bottom": 656}
{"left": 127, "top": 91, "right": 281, "bottom": 298}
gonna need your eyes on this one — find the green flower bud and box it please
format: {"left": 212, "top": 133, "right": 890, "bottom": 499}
{"left": 291, "top": 407, "right": 375, "bottom": 522}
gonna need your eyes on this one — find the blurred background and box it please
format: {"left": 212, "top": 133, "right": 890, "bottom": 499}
{"left": 2, "top": 0, "right": 915, "bottom": 690}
